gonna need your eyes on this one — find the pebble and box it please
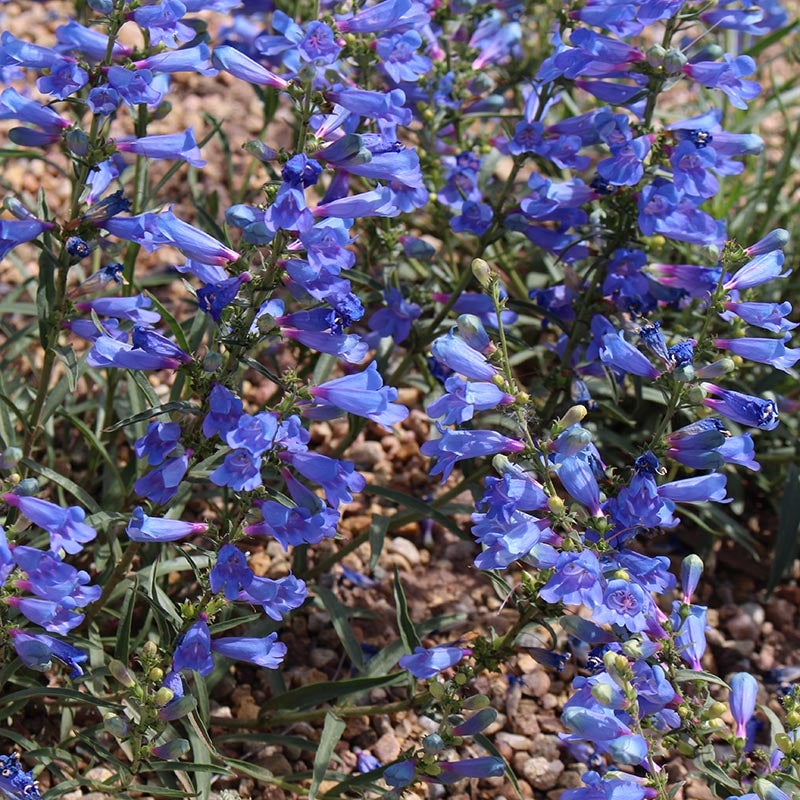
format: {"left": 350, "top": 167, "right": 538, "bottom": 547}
{"left": 388, "top": 536, "right": 422, "bottom": 566}
{"left": 373, "top": 732, "right": 401, "bottom": 762}
{"left": 348, "top": 440, "right": 385, "bottom": 467}
{"left": 494, "top": 732, "right": 533, "bottom": 754}
{"left": 521, "top": 756, "right": 564, "bottom": 790}
{"left": 530, "top": 734, "right": 561, "bottom": 760}
{"left": 256, "top": 754, "right": 292, "bottom": 776}
{"left": 511, "top": 699, "right": 542, "bottom": 735}
{"left": 310, "top": 647, "right": 338, "bottom": 668}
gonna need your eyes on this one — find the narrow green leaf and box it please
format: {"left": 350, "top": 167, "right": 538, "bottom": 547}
{"left": 20, "top": 458, "right": 101, "bottom": 513}
{"left": 673, "top": 669, "right": 730, "bottom": 689}
{"left": 393, "top": 569, "right": 421, "bottom": 653}
{"left": 768, "top": 464, "right": 800, "bottom": 593}
{"left": 114, "top": 576, "right": 137, "bottom": 662}
{"left": 54, "top": 345, "right": 80, "bottom": 391}
{"left": 315, "top": 585, "right": 365, "bottom": 671}
{"left": 145, "top": 292, "right": 192, "bottom": 354}
{"left": 105, "top": 401, "right": 201, "bottom": 432}
{"left": 309, "top": 712, "right": 346, "bottom": 800}
{"left": 364, "top": 484, "right": 466, "bottom": 538}
{"left": 126, "top": 785, "right": 199, "bottom": 798}
{"left": 259, "top": 672, "right": 406, "bottom": 712}
{"left": 368, "top": 515, "right": 389, "bottom": 572}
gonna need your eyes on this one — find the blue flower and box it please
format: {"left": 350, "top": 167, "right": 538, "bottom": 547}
{"left": 210, "top": 544, "right": 254, "bottom": 600}
{"left": 398, "top": 645, "right": 468, "bottom": 678}
{"left": 9, "top": 628, "right": 87, "bottom": 678}
{"left": 3, "top": 493, "right": 96, "bottom": 555}
{"left": 211, "top": 632, "right": 287, "bottom": 669}
{"left": 173, "top": 617, "right": 214, "bottom": 676}
{"left": 0, "top": 752, "right": 42, "bottom": 800}
{"left": 729, "top": 673, "right": 759, "bottom": 739}
{"left": 126, "top": 507, "right": 208, "bottom": 543}
{"left": 701, "top": 383, "right": 779, "bottom": 430}
{"left": 421, "top": 428, "right": 525, "bottom": 482}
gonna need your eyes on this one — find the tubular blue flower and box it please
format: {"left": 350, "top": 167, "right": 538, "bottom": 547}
{"left": 7, "top": 595, "right": 83, "bottom": 634}
{"left": 126, "top": 507, "right": 208, "bottom": 543}
{"left": 398, "top": 645, "right": 468, "bottom": 678}
{"left": 451, "top": 708, "right": 497, "bottom": 736}
{"left": 723, "top": 250, "right": 788, "bottom": 291}
{"left": 286, "top": 452, "right": 365, "bottom": 506}
{"left": 133, "top": 453, "right": 189, "bottom": 505}
{"left": 368, "top": 287, "right": 421, "bottom": 344}
{"left": 722, "top": 301, "right": 797, "bottom": 334}
{"left": 592, "top": 579, "right": 649, "bottom": 632}
{"left": 225, "top": 412, "right": 278, "bottom": 456}
{"left": 430, "top": 331, "right": 498, "bottom": 381}
{"left": 684, "top": 55, "right": 760, "bottom": 109}
{"left": 156, "top": 211, "right": 240, "bottom": 264}
{"left": 244, "top": 496, "right": 339, "bottom": 550}
{"left": 75, "top": 295, "right": 160, "bottom": 325}
{"left": 9, "top": 628, "right": 87, "bottom": 678}
{"left": 203, "top": 384, "right": 243, "bottom": 439}
{"left": 211, "top": 632, "right": 287, "bottom": 669}
{"left": 239, "top": 572, "right": 308, "bottom": 620}
{"left": 355, "top": 751, "right": 382, "bottom": 773}
{"left": 0, "top": 87, "right": 71, "bottom": 132}
{"left": 197, "top": 273, "right": 252, "bottom": 321}
{"left": 421, "top": 429, "right": 526, "bottom": 482}
{"left": 313, "top": 187, "right": 400, "bottom": 220}
{"left": 383, "top": 759, "right": 416, "bottom": 788}
{"left": 131, "top": 326, "right": 193, "bottom": 364}
{"left": 55, "top": 19, "right": 131, "bottom": 60}
{"left": 561, "top": 771, "right": 648, "bottom": 800}
{"left": 210, "top": 544, "right": 253, "bottom": 600}
{"left": 134, "top": 43, "right": 218, "bottom": 76}
{"left": 307, "top": 362, "right": 408, "bottom": 427}
{"left": 13, "top": 546, "right": 99, "bottom": 604}
{"left": 701, "top": 383, "right": 779, "bottom": 430}
{"left": 0, "top": 753, "right": 42, "bottom": 800}
{"left": 657, "top": 473, "right": 730, "bottom": 504}
{"left": 682, "top": 555, "right": 704, "bottom": 606}
{"left": 105, "top": 65, "right": 164, "bottom": 106}
{"left": 173, "top": 617, "right": 214, "bottom": 676}
{"left": 132, "top": 0, "right": 194, "bottom": 47}
{"left": 437, "top": 757, "right": 505, "bottom": 783}
{"left": 134, "top": 421, "right": 181, "bottom": 466}
{"left": 335, "top": 0, "right": 427, "bottom": 34}
{"left": 539, "top": 550, "right": 603, "bottom": 608}
{"left": 671, "top": 602, "right": 708, "bottom": 670}
{"left": 729, "top": 673, "right": 758, "bottom": 738}
{"left": 644, "top": 262, "right": 721, "bottom": 298}
{"left": 209, "top": 449, "right": 263, "bottom": 492}
{"left": 87, "top": 335, "right": 183, "bottom": 371}
{"left": 211, "top": 45, "right": 289, "bottom": 89}
{"left": 0, "top": 218, "right": 55, "bottom": 260}
{"left": 427, "top": 376, "right": 514, "bottom": 425}
{"left": 599, "top": 331, "right": 661, "bottom": 380}
{"left": 553, "top": 453, "right": 603, "bottom": 516}
{"left": 115, "top": 128, "right": 205, "bottom": 167}
{"left": 3, "top": 493, "right": 96, "bottom": 554}
{"left": 744, "top": 228, "right": 789, "bottom": 257}
{"left": 714, "top": 336, "right": 800, "bottom": 373}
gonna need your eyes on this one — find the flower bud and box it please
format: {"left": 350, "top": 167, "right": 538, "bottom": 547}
{"left": 745, "top": 228, "right": 790, "bottom": 257}
{"left": 681, "top": 554, "right": 703, "bottom": 604}
{"left": 452, "top": 707, "right": 497, "bottom": 735}
{"left": 203, "top": 351, "right": 223, "bottom": 372}
{"left": 752, "top": 778, "right": 792, "bottom": 800}
{"left": 15, "top": 478, "right": 39, "bottom": 496}
{"left": 243, "top": 141, "right": 279, "bottom": 162}
{"left": 157, "top": 694, "right": 196, "bottom": 721}
{"left": 547, "top": 495, "right": 565, "bottom": 515}
{"left": 142, "top": 640, "right": 158, "bottom": 657}
{"left": 66, "top": 129, "right": 89, "bottom": 157}
{"left": 109, "top": 659, "right": 137, "bottom": 688}
{"left": 646, "top": 44, "right": 666, "bottom": 67}
{"left": 462, "top": 693, "right": 490, "bottom": 710}
{"left": 0, "top": 447, "right": 22, "bottom": 470}
{"left": 558, "top": 404, "right": 588, "bottom": 431}
{"left": 153, "top": 687, "right": 175, "bottom": 707}
{"left": 149, "top": 101, "right": 173, "bottom": 122}
{"left": 663, "top": 48, "right": 687, "bottom": 73}
{"left": 456, "top": 314, "right": 491, "bottom": 353}
{"left": 591, "top": 682, "right": 616, "bottom": 706}
{"left": 3, "top": 197, "right": 38, "bottom": 221}
{"left": 422, "top": 733, "right": 445, "bottom": 754}
{"left": 672, "top": 364, "right": 695, "bottom": 383}
{"left": 150, "top": 739, "right": 191, "bottom": 760}
{"left": 103, "top": 713, "right": 130, "bottom": 739}
{"left": 471, "top": 258, "right": 494, "bottom": 289}
{"left": 687, "top": 385, "right": 706, "bottom": 405}
{"left": 428, "top": 680, "right": 445, "bottom": 700}
{"left": 695, "top": 358, "right": 735, "bottom": 380}
{"left": 148, "top": 667, "right": 164, "bottom": 683}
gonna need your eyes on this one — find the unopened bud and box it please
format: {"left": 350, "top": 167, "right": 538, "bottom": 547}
{"left": 109, "top": 659, "right": 137, "bottom": 688}
{"left": 149, "top": 101, "right": 172, "bottom": 122}
{"left": 591, "top": 683, "right": 616, "bottom": 706}
{"left": 153, "top": 687, "right": 175, "bottom": 707}
{"left": 157, "top": 694, "right": 196, "bottom": 721}
{"left": 547, "top": 496, "right": 565, "bottom": 515}
{"left": 646, "top": 44, "right": 666, "bottom": 67}
{"left": 428, "top": 680, "right": 445, "bottom": 700}
{"left": 15, "top": 478, "right": 39, "bottom": 496}
{"left": 462, "top": 694, "right": 491, "bottom": 710}
{"left": 4, "top": 197, "right": 37, "bottom": 221}
{"left": 672, "top": 364, "right": 695, "bottom": 383}
{"left": 150, "top": 739, "right": 191, "bottom": 760}
{"left": 148, "top": 667, "right": 164, "bottom": 683}
{"left": 559, "top": 404, "right": 587, "bottom": 430}
{"left": 203, "top": 351, "right": 223, "bottom": 372}
{"left": 66, "top": 129, "right": 89, "bottom": 157}
{"left": 103, "top": 713, "right": 130, "bottom": 739}
{"left": 454, "top": 672, "right": 467, "bottom": 686}
{"left": 471, "top": 258, "right": 494, "bottom": 289}
{"left": 0, "top": 447, "right": 22, "bottom": 470}
{"left": 663, "top": 48, "right": 687, "bottom": 74}
{"left": 707, "top": 701, "right": 728, "bottom": 719}
{"left": 243, "top": 140, "right": 279, "bottom": 162}
{"left": 456, "top": 314, "right": 491, "bottom": 352}
{"left": 745, "top": 228, "right": 789, "bottom": 257}
{"left": 695, "top": 358, "right": 735, "bottom": 380}
{"left": 687, "top": 385, "right": 706, "bottom": 405}
{"left": 142, "top": 640, "right": 158, "bottom": 657}
{"left": 422, "top": 733, "right": 445, "bottom": 754}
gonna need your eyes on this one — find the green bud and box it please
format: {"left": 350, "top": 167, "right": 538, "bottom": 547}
{"left": 471, "top": 258, "right": 494, "bottom": 289}
{"left": 462, "top": 694, "right": 490, "bottom": 710}
{"left": 591, "top": 682, "right": 616, "bottom": 706}
{"left": 663, "top": 49, "right": 688, "bottom": 74}
{"left": 203, "top": 351, "right": 223, "bottom": 372}
{"left": 428, "top": 680, "right": 445, "bottom": 700}
{"left": 151, "top": 739, "right": 191, "bottom": 760}
{"left": 687, "top": 385, "right": 707, "bottom": 405}
{"left": 103, "top": 713, "right": 130, "bottom": 739}
{"left": 453, "top": 672, "right": 467, "bottom": 686}
{"left": 672, "top": 364, "right": 695, "bottom": 383}
{"left": 109, "top": 659, "right": 137, "bottom": 688}
{"left": 65, "top": 129, "right": 89, "bottom": 157}
{"left": 646, "top": 44, "right": 666, "bottom": 67}
{"left": 0, "top": 446, "right": 22, "bottom": 470}
{"left": 243, "top": 141, "right": 279, "bottom": 162}
{"left": 422, "top": 733, "right": 445, "bottom": 754}
{"left": 559, "top": 404, "right": 588, "bottom": 429}
{"left": 148, "top": 667, "right": 164, "bottom": 683}
{"left": 153, "top": 687, "right": 175, "bottom": 707}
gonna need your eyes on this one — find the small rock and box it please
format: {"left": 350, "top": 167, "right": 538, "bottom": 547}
{"left": 530, "top": 734, "right": 561, "bottom": 761}
{"left": 494, "top": 733, "right": 533, "bottom": 753}
{"left": 521, "top": 756, "right": 564, "bottom": 790}
{"left": 85, "top": 768, "right": 114, "bottom": 783}
{"left": 511, "top": 699, "right": 542, "bottom": 735}
{"left": 310, "top": 648, "right": 338, "bottom": 669}
{"left": 388, "top": 537, "right": 421, "bottom": 566}
{"left": 256, "top": 754, "right": 292, "bottom": 776}
{"left": 523, "top": 669, "right": 551, "bottom": 698}
{"left": 348, "top": 440, "right": 385, "bottom": 467}
{"left": 373, "top": 732, "right": 401, "bottom": 762}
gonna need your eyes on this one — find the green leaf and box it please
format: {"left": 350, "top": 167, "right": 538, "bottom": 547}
{"left": 314, "top": 585, "right": 365, "bottom": 672}
{"left": 54, "top": 345, "right": 80, "bottom": 391}
{"left": 105, "top": 401, "right": 201, "bottom": 432}
{"left": 114, "top": 576, "right": 137, "bottom": 662}
{"left": 364, "top": 484, "right": 466, "bottom": 539}
{"left": 259, "top": 672, "right": 406, "bottom": 712}
{"left": 20, "top": 458, "right": 101, "bottom": 513}
{"left": 393, "top": 568, "right": 421, "bottom": 653}
{"left": 673, "top": 669, "right": 730, "bottom": 689}
{"left": 768, "top": 463, "right": 800, "bottom": 593}
{"left": 126, "top": 785, "right": 199, "bottom": 798}
{"left": 368, "top": 515, "right": 389, "bottom": 572}
{"left": 309, "top": 712, "right": 346, "bottom": 800}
